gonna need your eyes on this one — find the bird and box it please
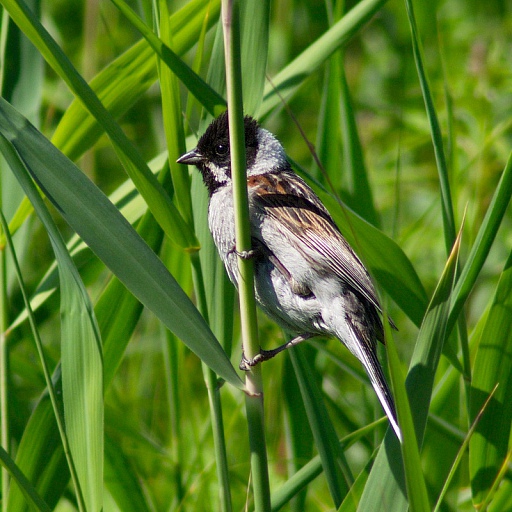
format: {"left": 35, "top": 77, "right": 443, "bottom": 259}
{"left": 177, "top": 111, "right": 401, "bottom": 441}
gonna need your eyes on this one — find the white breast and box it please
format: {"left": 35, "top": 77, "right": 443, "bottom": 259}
{"left": 208, "top": 186, "right": 238, "bottom": 284}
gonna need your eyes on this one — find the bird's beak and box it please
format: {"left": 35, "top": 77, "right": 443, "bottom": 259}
{"left": 177, "top": 148, "right": 203, "bottom": 165}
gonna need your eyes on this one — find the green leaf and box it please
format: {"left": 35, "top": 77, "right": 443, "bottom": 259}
{"left": 0, "top": 97, "right": 241, "bottom": 389}
{"left": 469, "top": 250, "right": 512, "bottom": 507}
{"left": 1, "top": 0, "right": 199, "bottom": 251}
{"left": 290, "top": 346, "right": 351, "bottom": 508}
{"left": 261, "top": 0, "right": 388, "bottom": 115}
{"left": 0, "top": 445, "right": 51, "bottom": 512}
{"left": 358, "top": 223, "right": 461, "bottom": 511}
{"left": 0, "top": 138, "right": 102, "bottom": 510}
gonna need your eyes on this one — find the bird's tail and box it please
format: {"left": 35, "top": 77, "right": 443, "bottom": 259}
{"left": 345, "top": 330, "right": 402, "bottom": 442}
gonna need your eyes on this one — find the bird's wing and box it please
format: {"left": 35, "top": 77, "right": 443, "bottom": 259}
{"left": 248, "top": 171, "right": 381, "bottom": 312}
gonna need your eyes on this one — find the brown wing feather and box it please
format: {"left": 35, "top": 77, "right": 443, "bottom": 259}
{"left": 248, "top": 171, "right": 382, "bottom": 312}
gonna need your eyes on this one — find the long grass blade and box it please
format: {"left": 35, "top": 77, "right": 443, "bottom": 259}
{"left": 1, "top": 0, "right": 199, "bottom": 251}
{"left": 469, "top": 249, "right": 512, "bottom": 507}
{"left": 404, "top": 0, "right": 455, "bottom": 253}
{"left": 0, "top": 138, "right": 101, "bottom": 511}
{"left": 0, "top": 97, "right": 241, "bottom": 389}
{"left": 110, "top": 0, "right": 225, "bottom": 116}
{"left": 358, "top": 221, "right": 462, "bottom": 510}
{"left": 0, "top": 446, "right": 51, "bottom": 512}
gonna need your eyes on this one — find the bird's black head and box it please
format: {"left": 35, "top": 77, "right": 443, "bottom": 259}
{"left": 177, "top": 111, "right": 260, "bottom": 195}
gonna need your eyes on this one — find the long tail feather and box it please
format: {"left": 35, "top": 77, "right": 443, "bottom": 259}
{"left": 344, "top": 329, "right": 402, "bottom": 442}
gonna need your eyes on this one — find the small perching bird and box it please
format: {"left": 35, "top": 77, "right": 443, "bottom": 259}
{"left": 178, "top": 112, "right": 401, "bottom": 441}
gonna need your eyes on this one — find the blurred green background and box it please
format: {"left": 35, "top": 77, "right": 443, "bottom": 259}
{"left": 1, "top": 0, "right": 511, "bottom": 510}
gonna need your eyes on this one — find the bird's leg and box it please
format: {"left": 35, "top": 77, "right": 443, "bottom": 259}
{"left": 229, "top": 237, "right": 265, "bottom": 260}
{"left": 239, "top": 334, "right": 313, "bottom": 371}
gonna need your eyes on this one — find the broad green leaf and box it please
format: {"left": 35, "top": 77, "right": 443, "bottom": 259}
{"left": 0, "top": 138, "right": 102, "bottom": 510}
{"left": 100, "top": 209, "right": 164, "bottom": 388}
{"left": 469, "top": 250, "right": 512, "bottom": 507}
{"left": 358, "top": 224, "right": 461, "bottom": 510}
{"left": 0, "top": 97, "right": 241, "bottom": 389}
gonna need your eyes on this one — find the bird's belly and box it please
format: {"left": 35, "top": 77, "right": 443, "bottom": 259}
{"left": 253, "top": 260, "right": 323, "bottom": 335}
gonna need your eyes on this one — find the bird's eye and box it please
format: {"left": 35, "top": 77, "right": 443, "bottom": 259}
{"left": 215, "top": 143, "right": 229, "bottom": 156}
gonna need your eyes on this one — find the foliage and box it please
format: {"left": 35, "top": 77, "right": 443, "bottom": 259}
{"left": 0, "top": 0, "right": 511, "bottom": 510}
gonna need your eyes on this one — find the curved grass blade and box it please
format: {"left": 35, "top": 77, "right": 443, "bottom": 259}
{"left": 404, "top": 0, "right": 455, "bottom": 253}
{"left": 1, "top": 0, "right": 198, "bottom": 251}
{"left": 110, "top": 0, "right": 225, "bottom": 116}
{"left": 0, "top": 97, "right": 241, "bottom": 389}
{"left": 0, "top": 445, "right": 51, "bottom": 512}
{"left": 6, "top": 210, "right": 163, "bottom": 511}
{"left": 0, "top": 139, "right": 101, "bottom": 511}
{"left": 261, "top": 0, "right": 388, "bottom": 115}
{"left": 0, "top": 206, "right": 86, "bottom": 511}
{"left": 358, "top": 225, "right": 462, "bottom": 511}
{"left": 52, "top": 0, "right": 221, "bottom": 162}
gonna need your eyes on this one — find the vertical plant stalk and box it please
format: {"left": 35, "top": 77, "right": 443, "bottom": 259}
{"left": 193, "top": 252, "right": 235, "bottom": 512}
{"left": 0, "top": 12, "right": 11, "bottom": 509}
{"left": 221, "top": 0, "right": 271, "bottom": 510}
{"left": 0, "top": 233, "right": 8, "bottom": 512}
{"left": 156, "top": 1, "right": 234, "bottom": 507}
